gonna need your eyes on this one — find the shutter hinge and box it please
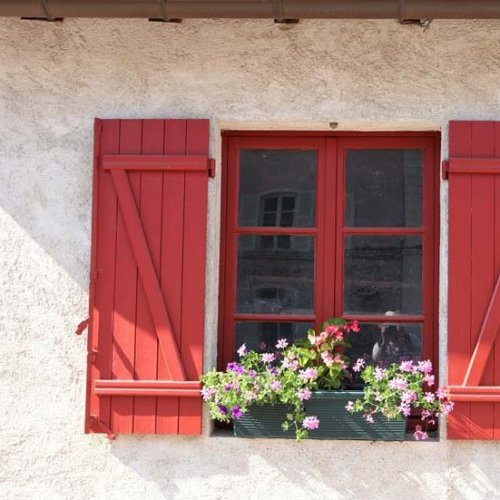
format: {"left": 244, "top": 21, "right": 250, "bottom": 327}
{"left": 442, "top": 160, "right": 449, "bottom": 180}
{"left": 75, "top": 317, "right": 90, "bottom": 336}
{"left": 208, "top": 158, "right": 216, "bottom": 178}
{"left": 90, "top": 415, "right": 116, "bottom": 441}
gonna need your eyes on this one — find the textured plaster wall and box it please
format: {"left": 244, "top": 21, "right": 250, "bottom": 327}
{"left": 1, "top": 17, "right": 500, "bottom": 499}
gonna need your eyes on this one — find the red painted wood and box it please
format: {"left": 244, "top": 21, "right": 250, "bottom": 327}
{"left": 103, "top": 154, "right": 210, "bottom": 171}
{"left": 448, "top": 157, "right": 500, "bottom": 174}
{"left": 111, "top": 169, "right": 186, "bottom": 381}
{"left": 86, "top": 119, "right": 119, "bottom": 434}
{"left": 464, "top": 275, "right": 500, "bottom": 386}
{"left": 178, "top": 119, "right": 209, "bottom": 435}
{"left": 448, "top": 121, "right": 473, "bottom": 439}
{"left": 469, "top": 122, "right": 495, "bottom": 439}
{"left": 133, "top": 119, "right": 164, "bottom": 434}
{"left": 110, "top": 120, "right": 142, "bottom": 434}
{"left": 157, "top": 120, "right": 187, "bottom": 434}
{"left": 87, "top": 118, "right": 209, "bottom": 436}
{"left": 495, "top": 122, "right": 500, "bottom": 439}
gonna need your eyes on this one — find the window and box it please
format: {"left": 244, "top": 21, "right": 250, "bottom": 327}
{"left": 219, "top": 134, "right": 439, "bottom": 374}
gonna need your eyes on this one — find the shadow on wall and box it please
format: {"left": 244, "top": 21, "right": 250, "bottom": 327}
{"left": 110, "top": 436, "right": 500, "bottom": 499}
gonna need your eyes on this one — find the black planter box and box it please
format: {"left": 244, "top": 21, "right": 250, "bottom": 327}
{"left": 233, "top": 391, "right": 406, "bottom": 441}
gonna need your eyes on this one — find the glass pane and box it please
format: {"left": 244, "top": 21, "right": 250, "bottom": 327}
{"left": 345, "top": 323, "right": 423, "bottom": 366}
{"left": 344, "top": 236, "right": 422, "bottom": 315}
{"left": 345, "top": 149, "right": 423, "bottom": 227}
{"left": 235, "top": 322, "right": 313, "bottom": 356}
{"left": 237, "top": 236, "right": 314, "bottom": 314}
{"left": 238, "top": 149, "right": 316, "bottom": 227}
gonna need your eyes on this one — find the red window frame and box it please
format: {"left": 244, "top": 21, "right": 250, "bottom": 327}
{"left": 219, "top": 131, "right": 440, "bottom": 371}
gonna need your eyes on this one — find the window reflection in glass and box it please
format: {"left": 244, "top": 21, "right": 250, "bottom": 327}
{"left": 239, "top": 149, "right": 316, "bottom": 227}
{"left": 345, "top": 322, "right": 423, "bottom": 366}
{"left": 345, "top": 149, "right": 423, "bottom": 228}
{"left": 343, "top": 235, "right": 422, "bottom": 315}
{"left": 235, "top": 322, "right": 313, "bottom": 356}
{"left": 237, "top": 236, "right": 314, "bottom": 314}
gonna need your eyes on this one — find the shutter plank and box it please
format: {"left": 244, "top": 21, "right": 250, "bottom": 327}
{"left": 495, "top": 122, "right": 500, "bottom": 439}
{"left": 110, "top": 120, "right": 142, "bottom": 433}
{"left": 469, "top": 122, "right": 495, "bottom": 439}
{"left": 87, "top": 120, "right": 120, "bottom": 433}
{"left": 178, "top": 119, "right": 209, "bottom": 435}
{"left": 157, "top": 120, "right": 187, "bottom": 434}
{"left": 448, "top": 121, "right": 473, "bottom": 439}
{"left": 133, "top": 119, "right": 164, "bottom": 434}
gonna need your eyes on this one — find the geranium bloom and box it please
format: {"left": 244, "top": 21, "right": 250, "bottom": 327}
{"left": 436, "top": 386, "right": 448, "bottom": 399}
{"left": 349, "top": 321, "right": 360, "bottom": 333}
{"left": 345, "top": 401, "right": 354, "bottom": 411}
{"left": 227, "top": 362, "right": 244, "bottom": 374}
{"left": 424, "top": 374, "right": 435, "bottom": 386}
{"left": 401, "top": 391, "right": 417, "bottom": 404}
{"left": 231, "top": 405, "right": 243, "bottom": 419}
{"left": 245, "top": 391, "right": 257, "bottom": 401}
{"left": 352, "top": 358, "right": 366, "bottom": 372}
{"left": 399, "top": 360, "right": 414, "bottom": 373}
{"left": 201, "top": 387, "right": 215, "bottom": 401}
{"left": 398, "top": 403, "right": 412, "bottom": 417}
{"left": 307, "top": 334, "right": 319, "bottom": 345}
{"left": 321, "top": 351, "right": 334, "bottom": 366}
{"left": 389, "top": 378, "right": 407, "bottom": 391}
{"left": 374, "top": 367, "right": 387, "bottom": 381}
{"left": 275, "top": 338, "right": 289, "bottom": 349}
{"left": 248, "top": 369, "right": 257, "bottom": 378}
{"left": 424, "top": 392, "right": 436, "bottom": 403}
{"left": 299, "top": 367, "right": 318, "bottom": 381}
{"left": 298, "top": 388, "right": 312, "bottom": 401}
{"left": 364, "top": 413, "right": 375, "bottom": 424}
{"left": 421, "top": 410, "right": 433, "bottom": 420}
{"left": 237, "top": 343, "right": 247, "bottom": 357}
{"left": 218, "top": 405, "right": 228, "bottom": 415}
{"left": 439, "top": 401, "right": 455, "bottom": 416}
{"left": 282, "top": 358, "right": 299, "bottom": 371}
{"left": 418, "top": 360, "right": 433, "bottom": 374}
{"left": 325, "top": 325, "right": 339, "bottom": 335}
{"left": 262, "top": 353, "right": 275, "bottom": 363}
{"left": 271, "top": 380, "right": 281, "bottom": 391}
{"left": 413, "top": 425, "right": 429, "bottom": 441}
{"left": 302, "top": 416, "right": 320, "bottom": 430}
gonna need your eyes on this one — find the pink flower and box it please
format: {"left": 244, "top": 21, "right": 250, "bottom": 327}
{"left": 374, "top": 391, "right": 382, "bottom": 402}
{"left": 398, "top": 403, "right": 412, "bottom": 417}
{"left": 424, "top": 374, "right": 435, "bottom": 386}
{"left": 302, "top": 416, "right": 320, "bottom": 430}
{"left": 271, "top": 380, "right": 282, "bottom": 391}
{"left": 262, "top": 353, "right": 275, "bottom": 363}
{"left": 334, "top": 331, "right": 344, "bottom": 341}
{"left": 349, "top": 321, "right": 360, "bottom": 333}
{"left": 321, "top": 351, "right": 334, "bottom": 366}
{"left": 282, "top": 358, "right": 299, "bottom": 371}
{"left": 421, "top": 410, "right": 433, "bottom": 420}
{"left": 418, "top": 360, "right": 433, "bottom": 374}
{"left": 201, "top": 387, "right": 215, "bottom": 401}
{"left": 299, "top": 368, "right": 318, "bottom": 381}
{"left": 275, "top": 338, "right": 289, "bottom": 350}
{"left": 389, "top": 378, "right": 408, "bottom": 391}
{"left": 436, "top": 387, "right": 448, "bottom": 399}
{"left": 345, "top": 401, "right": 355, "bottom": 411}
{"left": 325, "top": 325, "right": 339, "bottom": 335}
{"left": 374, "top": 367, "right": 387, "bottom": 381}
{"left": 237, "top": 343, "right": 247, "bottom": 357}
{"left": 399, "top": 361, "right": 414, "bottom": 372}
{"left": 439, "top": 401, "right": 455, "bottom": 416}
{"left": 424, "top": 392, "right": 436, "bottom": 403}
{"left": 352, "top": 358, "right": 366, "bottom": 372}
{"left": 298, "top": 388, "right": 312, "bottom": 401}
{"left": 413, "top": 425, "right": 429, "bottom": 441}
{"left": 364, "top": 413, "right": 375, "bottom": 424}
{"left": 401, "top": 391, "right": 417, "bottom": 404}
{"left": 308, "top": 334, "right": 319, "bottom": 346}
{"left": 246, "top": 391, "right": 257, "bottom": 401}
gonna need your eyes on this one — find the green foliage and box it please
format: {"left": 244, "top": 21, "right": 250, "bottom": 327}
{"left": 201, "top": 319, "right": 360, "bottom": 440}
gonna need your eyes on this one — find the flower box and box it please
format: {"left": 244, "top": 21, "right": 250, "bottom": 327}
{"left": 234, "top": 391, "right": 406, "bottom": 441}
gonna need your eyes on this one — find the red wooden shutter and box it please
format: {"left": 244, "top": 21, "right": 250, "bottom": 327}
{"left": 447, "top": 120, "right": 500, "bottom": 440}
{"left": 85, "top": 118, "right": 211, "bottom": 437}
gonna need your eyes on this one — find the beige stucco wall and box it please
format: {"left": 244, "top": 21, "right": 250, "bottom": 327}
{"left": 1, "top": 18, "right": 500, "bottom": 499}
